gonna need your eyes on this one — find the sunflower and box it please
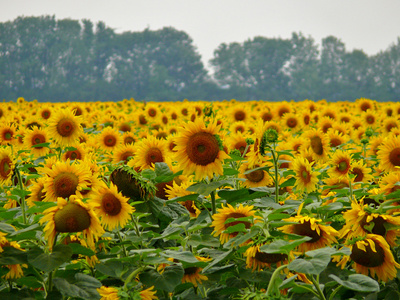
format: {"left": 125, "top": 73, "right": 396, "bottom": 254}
{"left": 111, "top": 143, "right": 136, "bottom": 164}
{"left": 274, "top": 102, "right": 291, "bottom": 118}
{"left": 89, "top": 182, "right": 134, "bottom": 231}
{"left": 211, "top": 204, "right": 260, "bottom": 244}
{"left": 174, "top": 118, "right": 228, "bottom": 181}
{"left": 292, "top": 156, "right": 320, "bottom": 193}
{"left": 335, "top": 234, "right": 400, "bottom": 282}
{"left": 130, "top": 135, "right": 171, "bottom": 171}
{"left": 349, "top": 160, "right": 373, "bottom": 184}
{"left": 182, "top": 256, "right": 211, "bottom": 287}
{"left": 97, "top": 286, "right": 120, "bottom": 300}
{"left": 230, "top": 106, "right": 248, "bottom": 122}
{"left": 97, "top": 127, "right": 121, "bottom": 152}
{"left": 0, "top": 147, "right": 15, "bottom": 186}
{"left": 244, "top": 243, "right": 290, "bottom": 272}
{"left": 278, "top": 214, "right": 338, "bottom": 253}
{"left": 140, "top": 286, "right": 158, "bottom": 300}
{"left": 326, "top": 129, "right": 349, "bottom": 148}
{"left": 24, "top": 126, "right": 50, "bottom": 157}
{"left": 377, "top": 135, "right": 400, "bottom": 173}
{"left": 379, "top": 172, "right": 400, "bottom": 197}
{"left": 47, "top": 108, "right": 83, "bottom": 146}
{"left": 0, "top": 239, "right": 27, "bottom": 280}
{"left": 362, "top": 110, "right": 379, "bottom": 127}
{"left": 340, "top": 199, "right": 400, "bottom": 247}
{"left": 40, "top": 195, "right": 105, "bottom": 250}
{"left": 356, "top": 98, "right": 375, "bottom": 112}
{"left": 238, "top": 162, "right": 273, "bottom": 188}
{"left": 26, "top": 177, "right": 47, "bottom": 208}
{"left": 39, "top": 105, "right": 53, "bottom": 120}
{"left": 62, "top": 144, "right": 86, "bottom": 161}
{"left": 42, "top": 160, "right": 92, "bottom": 202}
{"left": 0, "top": 122, "right": 18, "bottom": 145}
{"left": 165, "top": 177, "right": 200, "bottom": 217}
{"left": 303, "top": 128, "right": 330, "bottom": 162}
{"left": 229, "top": 121, "right": 247, "bottom": 134}
{"left": 121, "top": 131, "right": 137, "bottom": 145}
{"left": 381, "top": 116, "right": 398, "bottom": 134}
{"left": 318, "top": 116, "right": 334, "bottom": 134}
{"left": 328, "top": 149, "right": 352, "bottom": 180}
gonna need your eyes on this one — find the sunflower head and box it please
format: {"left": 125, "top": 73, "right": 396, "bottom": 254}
{"left": 110, "top": 166, "right": 156, "bottom": 201}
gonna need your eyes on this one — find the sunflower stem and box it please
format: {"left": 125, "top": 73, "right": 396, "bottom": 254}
{"left": 265, "top": 264, "right": 287, "bottom": 297}
{"left": 123, "top": 266, "right": 145, "bottom": 291}
{"left": 117, "top": 231, "right": 128, "bottom": 257}
{"left": 15, "top": 166, "right": 27, "bottom": 225}
{"left": 210, "top": 190, "right": 216, "bottom": 215}
{"left": 270, "top": 149, "right": 280, "bottom": 204}
{"left": 310, "top": 275, "right": 327, "bottom": 300}
{"left": 328, "top": 285, "right": 342, "bottom": 300}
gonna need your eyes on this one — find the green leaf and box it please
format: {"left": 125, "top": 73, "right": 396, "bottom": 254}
{"left": 28, "top": 245, "right": 73, "bottom": 273}
{"left": 202, "top": 249, "right": 233, "bottom": 273}
{"left": 223, "top": 167, "right": 239, "bottom": 176}
{"left": 95, "top": 260, "right": 124, "bottom": 278}
{"left": 223, "top": 223, "right": 247, "bottom": 234}
{"left": 9, "top": 223, "right": 40, "bottom": 237}
{"left": 288, "top": 251, "right": 331, "bottom": 275}
{"left": 139, "top": 264, "right": 184, "bottom": 292}
{"left": 26, "top": 201, "right": 57, "bottom": 214}
{"left": 16, "top": 276, "right": 43, "bottom": 289}
{"left": 0, "top": 246, "right": 28, "bottom": 265}
{"left": 218, "top": 188, "right": 269, "bottom": 204}
{"left": 280, "top": 177, "right": 296, "bottom": 188}
{"left": 68, "top": 243, "right": 95, "bottom": 257}
{"left": 162, "top": 250, "right": 201, "bottom": 264}
{"left": 0, "top": 222, "right": 16, "bottom": 233}
{"left": 53, "top": 276, "right": 100, "bottom": 299}
{"left": 187, "top": 234, "right": 220, "bottom": 248}
{"left": 187, "top": 180, "right": 233, "bottom": 196}
{"left": 260, "top": 236, "right": 311, "bottom": 254}
{"left": 329, "top": 274, "right": 380, "bottom": 293}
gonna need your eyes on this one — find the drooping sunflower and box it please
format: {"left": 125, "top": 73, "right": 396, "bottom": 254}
{"left": 174, "top": 118, "right": 229, "bottom": 181}
{"left": 377, "top": 135, "right": 400, "bottom": 173}
{"left": 335, "top": 234, "right": 400, "bottom": 282}
{"left": 97, "top": 127, "right": 122, "bottom": 152}
{"left": 340, "top": 199, "right": 400, "bottom": 247}
{"left": 182, "top": 256, "right": 211, "bottom": 287}
{"left": 42, "top": 160, "right": 92, "bottom": 202}
{"left": 165, "top": 176, "right": 200, "bottom": 217}
{"left": 129, "top": 135, "right": 171, "bottom": 171}
{"left": 0, "top": 238, "right": 28, "bottom": 280}
{"left": 47, "top": 108, "right": 83, "bottom": 146}
{"left": 279, "top": 213, "right": 338, "bottom": 253}
{"left": 0, "top": 148, "right": 15, "bottom": 186}
{"left": 327, "top": 149, "right": 352, "bottom": 180}
{"left": 238, "top": 162, "right": 273, "bottom": 188}
{"left": 89, "top": 182, "right": 134, "bottom": 231}
{"left": 211, "top": 203, "right": 260, "bottom": 244}
{"left": 244, "top": 243, "right": 290, "bottom": 272}
{"left": 303, "top": 128, "right": 330, "bottom": 162}
{"left": 24, "top": 126, "right": 50, "bottom": 157}
{"left": 40, "top": 195, "right": 105, "bottom": 250}
{"left": 292, "top": 156, "right": 320, "bottom": 193}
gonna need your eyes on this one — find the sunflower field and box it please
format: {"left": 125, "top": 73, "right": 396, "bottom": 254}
{"left": 1, "top": 97, "right": 400, "bottom": 300}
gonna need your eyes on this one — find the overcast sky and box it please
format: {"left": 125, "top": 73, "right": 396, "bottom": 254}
{"left": 1, "top": 0, "right": 400, "bottom": 70}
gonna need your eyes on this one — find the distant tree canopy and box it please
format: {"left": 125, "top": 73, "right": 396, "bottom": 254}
{"left": 1, "top": 16, "right": 400, "bottom": 102}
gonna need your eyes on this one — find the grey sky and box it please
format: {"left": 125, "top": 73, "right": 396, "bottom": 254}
{"left": 1, "top": 0, "right": 400, "bottom": 71}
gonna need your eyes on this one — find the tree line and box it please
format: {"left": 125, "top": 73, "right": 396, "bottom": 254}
{"left": 1, "top": 15, "right": 400, "bottom": 102}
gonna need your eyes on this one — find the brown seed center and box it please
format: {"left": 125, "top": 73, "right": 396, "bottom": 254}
{"left": 350, "top": 241, "right": 385, "bottom": 267}
{"left": 57, "top": 118, "right": 75, "bottom": 137}
{"left": 254, "top": 250, "right": 287, "bottom": 264}
{"left": 292, "top": 220, "right": 321, "bottom": 243}
{"left": 145, "top": 147, "right": 164, "bottom": 166}
{"left": 389, "top": 147, "right": 400, "bottom": 167}
{"left": 186, "top": 132, "right": 219, "bottom": 166}
{"left": 53, "top": 172, "right": 79, "bottom": 198}
{"left": 0, "top": 158, "right": 12, "bottom": 178}
{"left": 101, "top": 193, "right": 122, "bottom": 216}
{"left": 310, "top": 136, "right": 323, "bottom": 155}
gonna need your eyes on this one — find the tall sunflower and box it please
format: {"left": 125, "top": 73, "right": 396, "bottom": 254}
{"left": 165, "top": 177, "right": 200, "bottom": 217}
{"left": 62, "top": 144, "right": 86, "bottom": 161}
{"left": 42, "top": 160, "right": 92, "bottom": 202}
{"left": 349, "top": 160, "right": 373, "bottom": 184}
{"left": 0, "top": 148, "right": 15, "bottom": 186}
{"left": 211, "top": 204, "right": 260, "bottom": 244}
{"left": 26, "top": 177, "right": 47, "bottom": 208}
{"left": 335, "top": 234, "right": 400, "bottom": 282}
{"left": 377, "top": 135, "right": 400, "bottom": 173}
{"left": 47, "top": 108, "right": 83, "bottom": 147}
{"left": 111, "top": 143, "right": 136, "bottom": 164}
{"left": 0, "top": 122, "right": 18, "bottom": 146}
{"left": 97, "top": 127, "right": 121, "bottom": 152}
{"left": 174, "top": 118, "right": 228, "bottom": 181}
{"left": 292, "top": 156, "right": 320, "bottom": 193}
{"left": 40, "top": 195, "right": 104, "bottom": 250}
{"left": 89, "top": 182, "right": 134, "bottom": 231}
